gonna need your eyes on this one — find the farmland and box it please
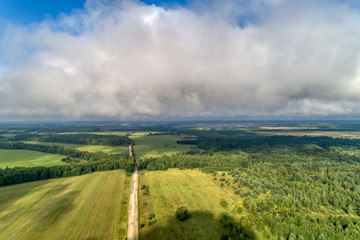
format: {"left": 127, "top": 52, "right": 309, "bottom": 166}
{"left": 25, "top": 141, "right": 129, "bottom": 154}
{"left": 2, "top": 122, "right": 360, "bottom": 239}
{"left": 138, "top": 169, "right": 242, "bottom": 240}
{"left": 131, "top": 135, "right": 198, "bottom": 159}
{"left": 0, "top": 149, "right": 65, "bottom": 168}
{"left": 0, "top": 170, "right": 130, "bottom": 240}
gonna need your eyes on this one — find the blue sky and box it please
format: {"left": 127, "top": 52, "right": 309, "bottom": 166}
{"left": 0, "top": 0, "right": 86, "bottom": 24}
{"left": 0, "top": 0, "right": 185, "bottom": 66}
{"left": 0, "top": 0, "right": 187, "bottom": 24}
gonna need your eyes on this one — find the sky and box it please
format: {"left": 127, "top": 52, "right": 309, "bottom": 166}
{"left": 0, "top": 0, "right": 360, "bottom": 120}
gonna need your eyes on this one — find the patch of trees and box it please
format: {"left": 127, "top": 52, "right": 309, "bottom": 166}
{"left": 141, "top": 185, "right": 150, "bottom": 195}
{"left": 147, "top": 213, "right": 157, "bottom": 226}
{"left": 0, "top": 157, "right": 134, "bottom": 187}
{"left": 178, "top": 134, "right": 360, "bottom": 153}
{"left": 11, "top": 133, "right": 133, "bottom": 146}
{"left": 136, "top": 138, "right": 360, "bottom": 239}
{"left": 219, "top": 213, "right": 256, "bottom": 240}
{"left": 175, "top": 206, "right": 190, "bottom": 221}
{"left": 0, "top": 141, "right": 129, "bottom": 162}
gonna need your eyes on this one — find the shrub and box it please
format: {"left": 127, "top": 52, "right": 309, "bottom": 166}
{"left": 220, "top": 198, "right": 228, "bottom": 207}
{"left": 148, "top": 213, "right": 155, "bottom": 220}
{"left": 176, "top": 206, "right": 190, "bottom": 221}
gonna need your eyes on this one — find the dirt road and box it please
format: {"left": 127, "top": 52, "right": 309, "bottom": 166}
{"left": 127, "top": 145, "right": 138, "bottom": 240}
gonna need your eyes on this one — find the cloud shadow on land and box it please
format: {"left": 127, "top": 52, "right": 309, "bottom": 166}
{"left": 139, "top": 210, "right": 257, "bottom": 240}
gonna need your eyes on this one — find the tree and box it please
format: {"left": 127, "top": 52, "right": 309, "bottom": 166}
{"left": 176, "top": 206, "right": 190, "bottom": 221}
{"left": 220, "top": 198, "right": 228, "bottom": 207}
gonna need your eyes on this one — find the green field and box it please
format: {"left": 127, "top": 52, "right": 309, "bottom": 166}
{"left": 0, "top": 170, "right": 130, "bottom": 240}
{"left": 0, "top": 149, "right": 65, "bottom": 168}
{"left": 253, "top": 130, "right": 360, "bottom": 139}
{"left": 25, "top": 141, "right": 128, "bottom": 154}
{"left": 138, "top": 169, "right": 244, "bottom": 240}
{"left": 57, "top": 131, "right": 130, "bottom": 136}
{"left": 131, "top": 135, "right": 198, "bottom": 159}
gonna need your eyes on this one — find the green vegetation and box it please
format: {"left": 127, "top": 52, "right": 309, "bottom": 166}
{"left": 3, "top": 122, "right": 360, "bottom": 239}
{"left": 0, "top": 142, "right": 133, "bottom": 186}
{"left": 25, "top": 141, "right": 128, "bottom": 154}
{"left": 138, "top": 169, "right": 242, "bottom": 239}
{"left": 0, "top": 170, "right": 130, "bottom": 240}
{"left": 131, "top": 135, "right": 198, "bottom": 159}
{"left": 176, "top": 206, "right": 190, "bottom": 221}
{"left": 12, "top": 133, "right": 133, "bottom": 146}
{"left": 0, "top": 149, "right": 65, "bottom": 168}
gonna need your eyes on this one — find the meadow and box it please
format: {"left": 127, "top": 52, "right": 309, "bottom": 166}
{"left": 0, "top": 170, "right": 130, "bottom": 240}
{"left": 24, "top": 141, "right": 129, "bottom": 154}
{"left": 253, "top": 130, "right": 360, "bottom": 139}
{"left": 138, "top": 169, "right": 245, "bottom": 240}
{"left": 0, "top": 149, "right": 65, "bottom": 168}
{"left": 131, "top": 135, "right": 198, "bottom": 159}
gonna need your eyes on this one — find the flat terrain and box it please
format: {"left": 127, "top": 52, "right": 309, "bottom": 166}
{"left": 254, "top": 130, "right": 360, "bottom": 139}
{"left": 0, "top": 149, "right": 65, "bottom": 168}
{"left": 0, "top": 170, "right": 130, "bottom": 240}
{"left": 58, "top": 131, "right": 130, "bottom": 136}
{"left": 25, "top": 141, "right": 129, "bottom": 154}
{"left": 138, "top": 169, "right": 241, "bottom": 240}
{"left": 131, "top": 135, "right": 198, "bottom": 159}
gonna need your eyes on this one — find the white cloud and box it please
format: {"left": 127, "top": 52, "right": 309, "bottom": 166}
{"left": 1, "top": 0, "right": 360, "bottom": 120}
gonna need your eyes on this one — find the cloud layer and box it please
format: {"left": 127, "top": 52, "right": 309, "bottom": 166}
{"left": 1, "top": 0, "right": 360, "bottom": 120}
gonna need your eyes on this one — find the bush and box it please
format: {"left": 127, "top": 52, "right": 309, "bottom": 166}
{"left": 176, "top": 206, "right": 190, "bottom": 221}
{"left": 220, "top": 198, "right": 228, "bottom": 207}
{"left": 148, "top": 213, "right": 155, "bottom": 220}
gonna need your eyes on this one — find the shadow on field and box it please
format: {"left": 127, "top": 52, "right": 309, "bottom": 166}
{"left": 41, "top": 189, "right": 81, "bottom": 223}
{"left": 140, "top": 210, "right": 221, "bottom": 240}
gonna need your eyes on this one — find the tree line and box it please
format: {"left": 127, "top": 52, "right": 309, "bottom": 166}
{"left": 11, "top": 133, "right": 133, "bottom": 146}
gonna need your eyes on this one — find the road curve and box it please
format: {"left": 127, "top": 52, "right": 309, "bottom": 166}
{"left": 127, "top": 145, "right": 138, "bottom": 240}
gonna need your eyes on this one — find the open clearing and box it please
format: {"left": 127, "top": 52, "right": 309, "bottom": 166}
{"left": 0, "top": 170, "right": 130, "bottom": 240}
{"left": 131, "top": 135, "right": 198, "bottom": 159}
{"left": 0, "top": 149, "right": 65, "bottom": 168}
{"left": 25, "top": 141, "right": 129, "bottom": 154}
{"left": 138, "top": 169, "right": 242, "bottom": 240}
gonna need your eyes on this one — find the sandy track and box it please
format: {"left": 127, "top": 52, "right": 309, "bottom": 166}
{"left": 127, "top": 145, "right": 138, "bottom": 240}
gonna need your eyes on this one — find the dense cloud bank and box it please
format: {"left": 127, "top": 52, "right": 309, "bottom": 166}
{"left": 1, "top": 0, "right": 360, "bottom": 119}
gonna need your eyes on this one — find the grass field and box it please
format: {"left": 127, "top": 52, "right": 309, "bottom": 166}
{"left": 0, "top": 149, "right": 65, "bottom": 168}
{"left": 131, "top": 135, "right": 198, "bottom": 159}
{"left": 253, "top": 130, "right": 360, "bottom": 139}
{"left": 0, "top": 170, "right": 130, "bottom": 240}
{"left": 25, "top": 141, "right": 129, "bottom": 154}
{"left": 138, "top": 169, "right": 243, "bottom": 240}
{"left": 57, "top": 131, "right": 130, "bottom": 136}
